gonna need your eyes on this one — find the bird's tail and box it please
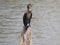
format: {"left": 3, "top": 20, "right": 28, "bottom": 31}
{"left": 25, "top": 23, "right": 30, "bottom": 30}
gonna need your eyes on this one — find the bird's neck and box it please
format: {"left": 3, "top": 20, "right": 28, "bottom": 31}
{"left": 27, "top": 8, "right": 32, "bottom": 13}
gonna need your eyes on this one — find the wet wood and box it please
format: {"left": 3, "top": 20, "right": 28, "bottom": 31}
{"left": 19, "top": 27, "right": 32, "bottom": 45}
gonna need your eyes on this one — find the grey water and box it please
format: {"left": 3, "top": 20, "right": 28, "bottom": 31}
{"left": 0, "top": 0, "right": 60, "bottom": 45}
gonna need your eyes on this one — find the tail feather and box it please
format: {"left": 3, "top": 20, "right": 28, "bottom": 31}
{"left": 25, "top": 24, "right": 30, "bottom": 30}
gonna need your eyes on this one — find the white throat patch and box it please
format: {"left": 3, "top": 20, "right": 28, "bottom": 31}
{"left": 29, "top": 9, "right": 32, "bottom": 11}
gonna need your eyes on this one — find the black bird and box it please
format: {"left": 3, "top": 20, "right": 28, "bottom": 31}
{"left": 23, "top": 4, "right": 32, "bottom": 30}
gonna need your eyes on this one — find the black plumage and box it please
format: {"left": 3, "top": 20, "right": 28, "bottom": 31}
{"left": 23, "top": 12, "right": 32, "bottom": 30}
{"left": 23, "top": 4, "right": 32, "bottom": 30}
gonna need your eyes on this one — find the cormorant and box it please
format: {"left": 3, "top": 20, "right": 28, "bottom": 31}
{"left": 23, "top": 4, "right": 32, "bottom": 30}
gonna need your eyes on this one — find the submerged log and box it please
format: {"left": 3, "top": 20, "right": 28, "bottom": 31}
{"left": 19, "top": 27, "right": 32, "bottom": 45}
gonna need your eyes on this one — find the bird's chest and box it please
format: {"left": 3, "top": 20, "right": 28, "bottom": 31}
{"left": 27, "top": 13, "right": 31, "bottom": 19}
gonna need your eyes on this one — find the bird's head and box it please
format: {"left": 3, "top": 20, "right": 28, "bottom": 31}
{"left": 27, "top": 4, "right": 32, "bottom": 12}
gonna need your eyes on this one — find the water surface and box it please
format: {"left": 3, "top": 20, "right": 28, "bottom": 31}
{"left": 0, "top": 0, "right": 60, "bottom": 45}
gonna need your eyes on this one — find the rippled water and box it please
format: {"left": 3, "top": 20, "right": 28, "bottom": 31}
{"left": 0, "top": 0, "right": 60, "bottom": 45}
